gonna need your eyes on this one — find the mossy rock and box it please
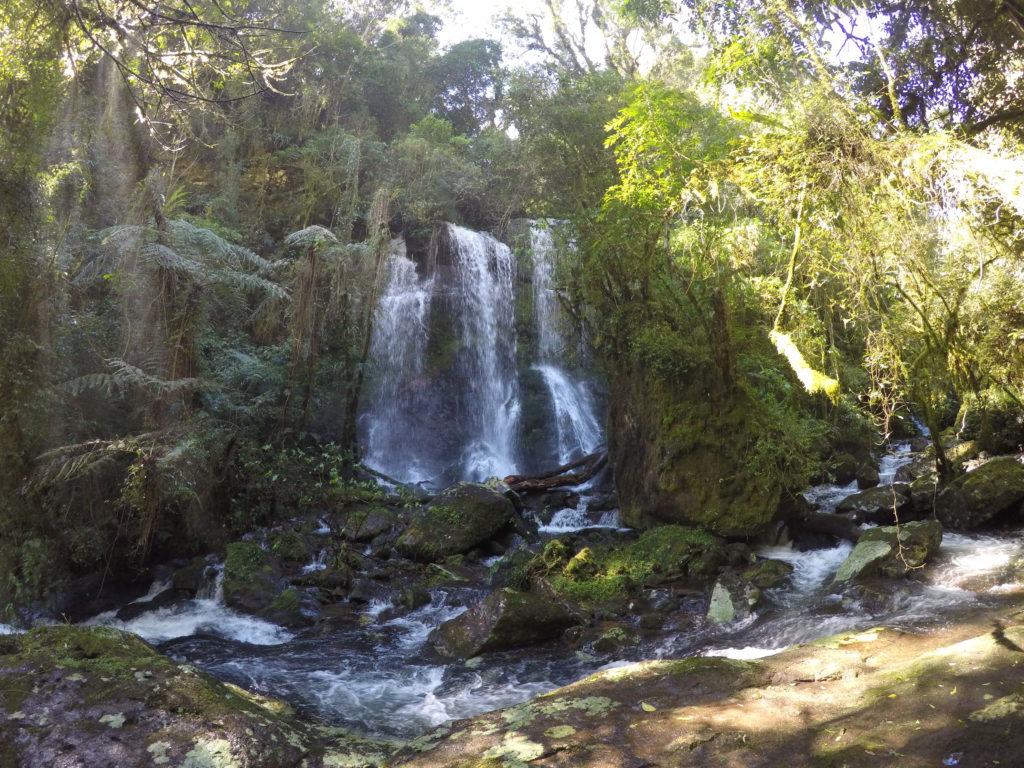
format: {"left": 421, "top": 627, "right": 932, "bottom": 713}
{"left": 740, "top": 558, "right": 794, "bottom": 589}
{"left": 430, "top": 588, "right": 580, "bottom": 658}
{"left": 935, "top": 456, "right": 1024, "bottom": 530}
{"left": 528, "top": 525, "right": 725, "bottom": 616}
{"left": 833, "top": 520, "right": 943, "bottom": 584}
{"left": 223, "top": 541, "right": 283, "bottom": 614}
{"left": 836, "top": 484, "right": 910, "bottom": 525}
{"left": 270, "top": 529, "right": 311, "bottom": 565}
{"left": 259, "top": 587, "right": 320, "bottom": 628}
{"left": 707, "top": 573, "right": 762, "bottom": 623}
{"left": 0, "top": 625, "right": 334, "bottom": 767}
{"left": 397, "top": 483, "right": 518, "bottom": 562}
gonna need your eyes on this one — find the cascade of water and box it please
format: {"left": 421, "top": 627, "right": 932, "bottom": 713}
{"left": 361, "top": 240, "right": 436, "bottom": 483}
{"left": 360, "top": 221, "right": 606, "bottom": 485}
{"left": 529, "top": 222, "right": 604, "bottom": 464}
{"left": 448, "top": 225, "right": 521, "bottom": 480}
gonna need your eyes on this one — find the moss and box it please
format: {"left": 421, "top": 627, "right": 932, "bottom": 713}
{"left": 269, "top": 530, "right": 308, "bottom": 564}
{"left": 529, "top": 525, "right": 725, "bottom": 614}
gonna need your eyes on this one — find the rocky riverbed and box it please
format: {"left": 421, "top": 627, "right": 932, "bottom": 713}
{"left": 3, "top": 437, "right": 1024, "bottom": 766}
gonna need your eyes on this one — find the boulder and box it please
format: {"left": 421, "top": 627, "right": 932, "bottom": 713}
{"left": 934, "top": 457, "right": 1024, "bottom": 530}
{"left": 592, "top": 626, "right": 639, "bottom": 653}
{"left": 0, "top": 626, "right": 326, "bottom": 767}
{"left": 222, "top": 541, "right": 284, "bottom": 614}
{"left": 855, "top": 464, "right": 880, "bottom": 489}
{"left": 833, "top": 520, "right": 943, "bottom": 584}
{"left": 836, "top": 484, "right": 911, "bottom": 525}
{"left": 397, "top": 482, "right": 522, "bottom": 562}
{"left": 430, "top": 588, "right": 579, "bottom": 658}
{"left": 707, "top": 572, "right": 762, "bottom": 623}
{"left": 739, "top": 558, "right": 795, "bottom": 589}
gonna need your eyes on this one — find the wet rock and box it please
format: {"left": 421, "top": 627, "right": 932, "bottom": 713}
{"left": 115, "top": 588, "right": 188, "bottom": 622}
{"left": 397, "top": 482, "right": 521, "bottom": 562}
{"left": 833, "top": 520, "right": 943, "bottom": 583}
{"left": 593, "top": 626, "right": 639, "bottom": 653}
{"left": 348, "top": 506, "right": 398, "bottom": 542}
{"left": 172, "top": 557, "right": 215, "bottom": 596}
{"left": 934, "top": 456, "right": 1024, "bottom": 530}
{"left": 739, "top": 558, "right": 795, "bottom": 589}
{"left": 832, "top": 452, "right": 861, "bottom": 485}
{"left": 270, "top": 529, "right": 310, "bottom": 565}
{"left": 0, "top": 625, "right": 327, "bottom": 767}
{"left": 855, "top": 464, "right": 880, "bottom": 489}
{"left": 222, "top": 541, "right": 284, "bottom": 614}
{"left": 430, "top": 588, "right": 580, "bottom": 658}
{"left": 259, "top": 587, "right": 320, "bottom": 628}
{"left": 587, "top": 491, "right": 618, "bottom": 512}
{"left": 707, "top": 572, "right": 762, "bottom": 623}
{"left": 836, "top": 484, "right": 910, "bottom": 524}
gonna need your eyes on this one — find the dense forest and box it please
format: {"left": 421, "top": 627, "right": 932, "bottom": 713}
{"left": 2, "top": 0, "right": 1024, "bottom": 765}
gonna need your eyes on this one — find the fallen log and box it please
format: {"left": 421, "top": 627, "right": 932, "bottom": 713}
{"left": 504, "top": 450, "right": 607, "bottom": 493}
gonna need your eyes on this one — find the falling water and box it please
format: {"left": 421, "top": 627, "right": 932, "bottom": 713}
{"left": 448, "top": 225, "right": 521, "bottom": 480}
{"left": 529, "top": 222, "right": 603, "bottom": 464}
{"left": 360, "top": 225, "right": 522, "bottom": 484}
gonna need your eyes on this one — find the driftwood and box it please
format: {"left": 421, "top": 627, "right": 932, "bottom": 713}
{"left": 504, "top": 450, "right": 607, "bottom": 493}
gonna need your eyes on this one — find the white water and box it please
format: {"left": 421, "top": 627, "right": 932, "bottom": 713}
{"left": 529, "top": 222, "right": 603, "bottom": 466}
{"left": 450, "top": 225, "right": 522, "bottom": 480}
{"left": 88, "top": 569, "right": 293, "bottom": 646}
{"left": 533, "top": 364, "right": 602, "bottom": 464}
{"left": 361, "top": 241, "right": 436, "bottom": 484}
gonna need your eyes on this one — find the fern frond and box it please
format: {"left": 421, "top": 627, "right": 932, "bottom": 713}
{"left": 285, "top": 225, "right": 339, "bottom": 250}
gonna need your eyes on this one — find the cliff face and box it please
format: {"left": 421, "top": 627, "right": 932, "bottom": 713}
{"left": 607, "top": 362, "right": 781, "bottom": 537}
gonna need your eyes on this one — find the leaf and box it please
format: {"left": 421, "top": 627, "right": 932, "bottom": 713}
{"left": 640, "top": 701, "right": 657, "bottom": 712}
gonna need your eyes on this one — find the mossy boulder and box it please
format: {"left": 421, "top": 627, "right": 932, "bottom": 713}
{"left": 222, "top": 541, "right": 284, "bottom": 614}
{"left": 739, "top": 558, "right": 795, "bottom": 589}
{"left": 707, "top": 572, "right": 762, "bottom": 623}
{"left": 836, "top": 484, "right": 910, "bottom": 525}
{"left": 270, "top": 529, "right": 310, "bottom": 565}
{"left": 934, "top": 457, "right": 1024, "bottom": 530}
{"left": 529, "top": 526, "right": 725, "bottom": 616}
{"left": 833, "top": 520, "right": 943, "bottom": 584}
{"left": 259, "top": 587, "right": 320, "bottom": 628}
{"left": 608, "top": 366, "right": 802, "bottom": 537}
{"left": 430, "top": 588, "right": 580, "bottom": 658}
{"left": 0, "top": 625, "right": 329, "bottom": 767}
{"left": 397, "top": 483, "right": 520, "bottom": 562}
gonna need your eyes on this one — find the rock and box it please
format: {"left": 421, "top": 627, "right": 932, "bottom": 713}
{"left": 707, "top": 572, "right": 762, "bottom": 623}
{"left": 832, "top": 452, "right": 861, "bottom": 485}
{"left": 0, "top": 626, "right": 327, "bottom": 767}
{"left": 397, "top": 483, "right": 520, "bottom": 562}
{"left": 222, "top": 541, "right": 283, "bottom": 614}
{"left": 430, "top": 588, "right": 579, "bottom": 658}
{"left": 349, "top": 507, "right": 397, "bottom": 542}
{"left": 259, "top": 587, "right": 320, "bottom": 628}
{"left": 833, "top": 520, "right": 943, "bottom": 583}
{"left": 934, "top": 456, "right": 1024, "bottom": 530}
{"left": 269, "top": 529, "right": 310, "bottom": 565}
{"left": 172, "top": 557, "right": 215, "bottom": 595}
{"left": 385, "top": 618, "right": 1024, "bottom": 768}
{"left": 836, "top": 484, "right": 910, "bottom": 524}
{"left": 855, "top": 464, "right": 880, "bottom": 489}
{"left": 739, "top": 558, "right": 794, "bottom": 589}
{"left": 115, "top": 588, "right": 188, "bottom": 622}
{"left": 592, "top": 626, "right": 639, "bottom": 653}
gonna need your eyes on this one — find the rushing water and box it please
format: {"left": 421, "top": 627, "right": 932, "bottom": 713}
{"left": 359, "top": 222, "right": 604, "bottom": 486}
{"left": 78, "top": 440, "right": 1024, "bottom": 740}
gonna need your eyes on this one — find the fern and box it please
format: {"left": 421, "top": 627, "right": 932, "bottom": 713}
{"left": 284, "top": 225, "right": 339, "bottom": 250}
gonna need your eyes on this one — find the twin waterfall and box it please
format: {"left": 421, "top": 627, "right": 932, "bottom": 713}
{"left": 359, "top": 222, "right": 603, "bottom": 487}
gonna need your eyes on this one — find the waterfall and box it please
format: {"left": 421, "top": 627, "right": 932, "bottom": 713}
{"left": 359, "top": 221, "right": 603, "bottom": 486}
{"left": 529, "top": 222, "right": 603, "bottom": 465}
{"left": 447, "top": 225, "right": 521, "bottom": 481}
{"left": 361, "top": 240, "right": 436, "bottom": 483}
{"left": 360, "top": 225, "right": 521, "bottom": 485}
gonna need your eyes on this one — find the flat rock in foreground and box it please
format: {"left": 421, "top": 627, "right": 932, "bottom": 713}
{"left": 389, "top": 598, "right": 1024, "bottom": 768}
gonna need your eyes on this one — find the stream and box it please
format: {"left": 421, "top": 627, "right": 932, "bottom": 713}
{"left": 72, "top": 442, "right": 1024, "bottom": 741}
